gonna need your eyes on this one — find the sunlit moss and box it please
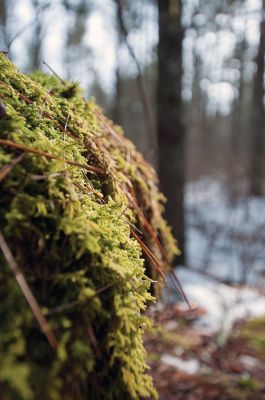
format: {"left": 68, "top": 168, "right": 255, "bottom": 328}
{"left": 0, "top": 54, "right": 178, "bottom": 399}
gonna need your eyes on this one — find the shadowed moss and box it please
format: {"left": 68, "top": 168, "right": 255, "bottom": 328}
{"left": 0, "top": 54, "right": 178, "bottom": 399}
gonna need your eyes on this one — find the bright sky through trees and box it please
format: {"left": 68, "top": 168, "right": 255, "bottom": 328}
{"left": 5, "top": 0, "right": 263, "bottom": 114}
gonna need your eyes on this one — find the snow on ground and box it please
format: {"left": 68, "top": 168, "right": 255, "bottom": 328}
{"left": 165, "top": 177, "right": 265, "bottom": 341}
{"left": 161, "top": 354, "right": 202, "bottom": 374}
{"left": 185, "top": 177, "right": 265, "bottom": 287}
{"left": 162, "top": 266, "right": 265, "bottom": 372}
{"left": 176, "top": 268, "right": 265, "bottom": 339}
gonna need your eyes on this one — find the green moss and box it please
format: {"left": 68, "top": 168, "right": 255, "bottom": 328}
{"left": 237, "top": 377, "right": 259, "bottom": 390}
{"left": 149, "top": 325, "right": 195, "bottom": 352}
{"left": 0, "top": 54, "right": 178, "bottom": 399}
{"left": 237, "top": 317, "right": 265, "bottom": 352}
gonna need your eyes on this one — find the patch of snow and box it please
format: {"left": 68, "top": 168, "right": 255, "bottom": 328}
{"left": 164, "top": 321, "right": 179, "bottom": 331}
{"left": 240, "top": 355, "right": 260, "bottom": 370}
{"left": 175, "top": 268, "right": 265, "bottom": 339}
{"left": 161, "top": 354, "right": 201, "bottom": 374}
{"left": 185, "top": 177, "right": 265, "bottom": 287}
{"left": 174, "top": 346, "right": 184, "bottom": 356}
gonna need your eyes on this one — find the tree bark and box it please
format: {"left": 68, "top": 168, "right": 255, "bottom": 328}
{"left": 157, "top": 0, "right": 186, "bottom": 265}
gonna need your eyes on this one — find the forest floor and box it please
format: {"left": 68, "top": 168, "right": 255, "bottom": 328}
{"left": 145, "top": 178, "right": 265, "bottom": 399}
{"left": 145, "top": 295, "right": 265, "bottom": 400}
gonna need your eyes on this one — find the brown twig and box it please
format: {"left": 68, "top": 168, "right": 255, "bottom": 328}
{"left": 0, "top": 231, "right": 58, "bottom": 350}
{"left": 130, "top": 228, "right": 166, "bottom": 283}
{"left": 0, "top": 139, "right": 105, "bottom": 175}
{"left": 46, "top": 281, "right": 119, "bottom": 315}
{"left": 73, "top": 181, "right": 104, "bottom": 202}
{"left": 87, "top": 324, "right": 102, "bottom": 359}
{"left": 0, "top": 98, "right": 6, "bottom": 118}
{"left": 129, "top": 188, "right": 191, "bottom": 307}
{"left": 169, "top": 269, "right": 192, "bottom": 309}
{"left": 116, "top": 204, "right": 130, "bottom": 221}
{"left": 0, "top": 153, "right": 25, "bottom": 182}
{"left": 43, "top": 60, "right": 66, "bottom": 85}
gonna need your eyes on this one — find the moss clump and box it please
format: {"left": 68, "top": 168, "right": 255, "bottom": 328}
{"left": 0, "top": 54, "right": 178, "bottom": 399}
{"left": 237, "top": 317, "right": 265, "bottom": 351}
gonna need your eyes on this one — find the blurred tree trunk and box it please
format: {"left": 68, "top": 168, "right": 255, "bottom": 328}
{"left": 250, "top": 0, "right": 265, "bottom": 195}
{"left": 112, "top": 61, "right": 122, "bottom": 125}
{"left": 63, "top": 0, "right": 91, "bottom": 79}
{"left": 114, "top": 0, "right": 157, "bottom": 164}
{"left": 0, "top": 0, "right": 8, "bottom": 49}
{"left": 112, "top": 15, "right": 122, "bottom": 125}
{"left": 30, "top": 0, "right": 42, "bottom": 70}
{"left": 232, "top": 35, "right": 246, "bottom": 153}
{"left": 157, "top": 0, "right": 185, "bottom": 265}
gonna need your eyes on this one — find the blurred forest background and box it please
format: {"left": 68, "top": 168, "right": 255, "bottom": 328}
{"left": 1, "top": 1, "right": 265, "bottom": 398}
{"left": 0, "top": 0, "right": 265, "bottom": 289}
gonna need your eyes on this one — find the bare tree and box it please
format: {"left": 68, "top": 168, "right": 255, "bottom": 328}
{"left": 157, "top": 0, "right": 186, "bottom": 265}
{"left": 63, "top": 0, "right": 92, "bottom": 79}
{"left": 112, "top": 6, "right": 122, "bottom": 126}
{"left": 0, "top": 0, "right": 8, "bottom": 49}
{"left": 250, "top": 0, "right": 265, "bottom": 195}
{"left": 29, "top": 0, "right": 43, "bottom": 70}
{"left": 114, "top": 0, "right": 157, "bottom": 163}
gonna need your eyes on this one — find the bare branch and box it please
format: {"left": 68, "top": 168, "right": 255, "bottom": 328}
{"left": 0, "top": 231, "right": 58, "bottom": 350}
{"left": 43, "top": 61, "right": 66, "bottom": 85}
{"left": 7, "top": 3, "right": 50, "bottom": 51}
{"left": 0, "top": 153, "right": 25, "bottom": 182}
{"left": 114, "top": 0, "right": 157, "bottom": 162}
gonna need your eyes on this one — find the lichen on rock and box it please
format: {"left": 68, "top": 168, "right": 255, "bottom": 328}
{"left": 0, "top": 53, "right": 178, "bottom": 400}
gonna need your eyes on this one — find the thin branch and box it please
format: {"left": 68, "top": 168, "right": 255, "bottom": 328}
{"left": 0, "top": 153, "right": 25, "bottom": 182}
{"left": 116, "top": 204, "right": 130, "bottom": 220}
{"left": 46, "top": 281, "right": 119, "bottom": 315}
{"left": 73, "top": 181, "right": 104, "bottom": 203}
{"left": 42, "top": 61, "right": 66, "bottom": 85}
{"left": 7, "top": 4, "right": 50, "bottom": 51}
{"left": 130, "top": 228, "right": 166, "bottom": 282}
{"left": 114, "top": 0, "right": 157, "bottom": 160}
{"left": 129, "top": 187, "right": 191, "bottom": 307}
{"left": 0, "top": 139, "right": 105, "bottom": 175}
{"left": 170, "top": 269, "right": 192, "bottom": 309}
{"left": 0, "top": 231, "right": 58, "bottom": 350}
{"left": 87, "top": 324, "right": 102, "bottom": 359}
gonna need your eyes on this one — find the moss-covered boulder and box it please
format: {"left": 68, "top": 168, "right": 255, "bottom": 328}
{"left": 0, "top": 53, "right": 178, "bottom": 400}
